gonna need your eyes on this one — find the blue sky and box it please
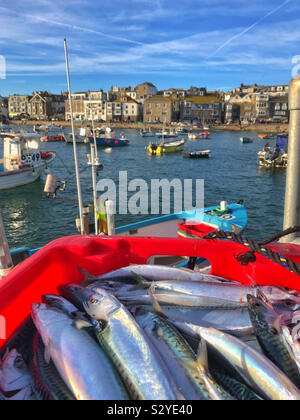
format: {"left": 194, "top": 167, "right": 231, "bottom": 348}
{"left": 0, "top": 0, "right": 299, "bottom": 96}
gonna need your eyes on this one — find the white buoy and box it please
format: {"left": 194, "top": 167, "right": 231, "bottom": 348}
{"left": 220, "top": 201, "right": 228, "bottom": 211}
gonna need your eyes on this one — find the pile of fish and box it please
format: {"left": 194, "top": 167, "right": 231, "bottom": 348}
{"left": 3, "top": 264, "right": 300, "bottom": 400}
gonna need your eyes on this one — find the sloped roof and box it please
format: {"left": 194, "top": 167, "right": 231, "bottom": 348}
{"left": 185, "top": 96, "right": 221, "bottom": 104}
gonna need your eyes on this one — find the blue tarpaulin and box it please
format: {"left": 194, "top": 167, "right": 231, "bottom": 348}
{"left": 276, "top": 135, "right": 288, "bottom": 151}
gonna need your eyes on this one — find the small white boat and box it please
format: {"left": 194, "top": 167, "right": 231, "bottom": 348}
{"left": 0, "top": 134, "right": 56, "bottom": 190}
{"left": 35, "top": 124, "right": 62, "bottom": 133}
{"left": 64, "top": 133, "right": 86, "bottom": 144}
{"left": 240, "top": 137, "right": 253, "bottom": 144}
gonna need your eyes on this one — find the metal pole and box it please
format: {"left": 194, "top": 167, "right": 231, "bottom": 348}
{"left": 282, "top": 75, "right": 300, "bottom": 243}
{"left": 88, "top": 91, "right": 99, "bottom": 161}
{"left": 105, "top": 200, "right": 115, "bottom": 235}
{"left": 0, "top": 212, "right": 13, "bottom": 279}
{"left": 64, "top": 38, "right": 85, "bottom": 235}
{"left": 90, "top": 144, "right": 98, "bottom": 235}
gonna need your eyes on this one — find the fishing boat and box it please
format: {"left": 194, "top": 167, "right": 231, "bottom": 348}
{"left": 183, "top": 150, "right": 211, "bottom": 159}
{"left": 258, "top": 134, "right": 275, "bottom": 140}
{"left": 85, "top": 136, "right": 129, "bottom": 147}
{"left": 240, "top": 137, "right": 253, "bottom": 144}
{"left": 85, "top": 127, "right": 129, "bottom": 147}
{"left": 155, "top": 130, "right": 178, "bottom": 139}
{"left": 258, "top": 134, "right": 288, "bottom": 168}
{"left": 0, "top": 134, "right": 56, "bottom": 190}
{"left": 41, "top": 134, "right": 65, "bottom": 142}
{"left": 116, "top": 202, "right": 247, "bottom": 238}
{"left": 35, "top": 124, "right": 63, "bottom": 133}
{"left": 147, "top": 139, "right": 185, "bottom": 155}
{"left": 188, "top": 132, "right": 209, "bottom": 140}
{"left": 9, "top": 201, "right": 247, "bottom": 265}
{"left": 140, "top": 127, "right": 154, "bottom": 137}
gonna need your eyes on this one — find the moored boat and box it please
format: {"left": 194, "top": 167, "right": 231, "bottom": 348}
{"left": 258, "top": 134, "right": 288, "bottom": 168}
{"left": 0, "top": 134, "right": 56, "bottom": 190}
{"left": 240, "top": 137, "right": 253, "bottom": 144}
{"left": 183, "top": 150, "right": 211, "bottom": 159}
{"left": 147, "top": 139, "right": 185, "bottom": 155}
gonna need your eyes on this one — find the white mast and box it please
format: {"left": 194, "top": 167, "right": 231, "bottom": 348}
{"left": 64, "top": 38, "right": 85, "bottom": 235}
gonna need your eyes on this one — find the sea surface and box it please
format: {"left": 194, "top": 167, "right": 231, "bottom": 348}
{"left": 0, "top": 128, "right": 286, "bottom": 250}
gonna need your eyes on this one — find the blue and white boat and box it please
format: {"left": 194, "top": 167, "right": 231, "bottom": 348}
{"left": 116, "top": 202, "right": 247, "bottom": 238}
{"left": 10, "top": 202, "right": 247, "bottom": 262}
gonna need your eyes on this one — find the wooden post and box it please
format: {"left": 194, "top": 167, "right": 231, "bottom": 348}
{"left": 0, "top": 212, "right": 13, "bottom": 279}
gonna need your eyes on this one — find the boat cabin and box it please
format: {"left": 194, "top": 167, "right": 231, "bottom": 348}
{"left": 0, "top": 134, "right": 41, "bottom": 173}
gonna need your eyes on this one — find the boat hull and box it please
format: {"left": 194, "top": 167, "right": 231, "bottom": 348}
{"left": 87, "top": 137, "right": 129, "bottom": 147}
{"left": 0, "top": 164, "right": 45, "bottom": 190}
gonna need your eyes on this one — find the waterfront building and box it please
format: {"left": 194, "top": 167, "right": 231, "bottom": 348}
{"left": 181, "top": 96, "right": 222, "bottom": 124}
{"left": 136, "top": 82, "right": 158, "bottom": 103}
{"left": 65, "top": 92, "right": 88, "bottom": 121}
{"left": 28, "top": 91, "right": 66, "bottom": 120}
{"left": 106, "top": 95, "right": 142, "bottom": 122}
{"left": 8, "top": 95, "right": 31, "bottom": 118}
{"left": 83, "top": 90, "right": 107, "bottom": 122}
{"left": 269, "top": 96, "right": 289, "bottom": 123}
{"left": 143, "top": 96, "right": 181, "bottom": 124}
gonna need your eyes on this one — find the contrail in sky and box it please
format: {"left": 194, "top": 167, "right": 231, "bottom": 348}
{"left": 207, "top": 0, "right": 293, "bottom": 59}
{"left": 0, "top": 7, "right": 144, "bottom": 46}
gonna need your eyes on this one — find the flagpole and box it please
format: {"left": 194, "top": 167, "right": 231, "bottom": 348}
{"left": 64, "top": 38, "right": 85, "bottom": 235}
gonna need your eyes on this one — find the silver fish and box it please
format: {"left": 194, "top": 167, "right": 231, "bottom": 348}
{"left": 197, "top": 327, "right": 300, "bottom": 400}
{"left": 132, "top": 306, "right": 254, "bottom": 339}
{"left": 135, "top": 310, "right": 233, "bottom": 400}
{"left": 92, "top": 265, "right": 229, "bottom": 285}
{"left": 83, "top": 289, "right": 184, "bottom": 400}
{"left": 31, "top": 303, "right": 129, "bottom": 400}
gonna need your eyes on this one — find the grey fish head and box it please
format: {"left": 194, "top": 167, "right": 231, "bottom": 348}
{"left": 83, "top": 288, "right": 121, "bottom": 321}
{"left": 31, "top": 303, "right": 70, "bottom": 330}
{"left": 42, "top": 294, "right": 78, "bottom": 314}
{"left": 247, "top": 294, "right": 280, "bottom": 331}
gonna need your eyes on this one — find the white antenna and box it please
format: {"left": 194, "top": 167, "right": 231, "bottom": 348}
{"left": 64, "top": 38, "right": 85, "bottom": 235}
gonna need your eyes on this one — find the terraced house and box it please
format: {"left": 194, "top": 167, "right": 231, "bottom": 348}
{"left": 181, "top": 96, "right": 222, "bottom": 124}
{"left": 143, "top": 96, "right": 181, "bottom": 123}
{"left": 29, "top": 91, "right": 66, "bottom": 120}
{"left": 8, "top": 95, "right": 30, "bottom": 118}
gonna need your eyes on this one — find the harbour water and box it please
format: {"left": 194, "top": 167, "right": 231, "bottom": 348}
{"left": 0, "top": 128, "right": 286, "bottom": 250}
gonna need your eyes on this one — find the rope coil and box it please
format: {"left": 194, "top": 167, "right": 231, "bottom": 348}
{"left": 203, "top": 227, "right": 300, "bottom": 276}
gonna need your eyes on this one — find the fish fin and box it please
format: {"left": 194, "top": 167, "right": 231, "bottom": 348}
{"left": 257, "top": 288, "right": 277, "bottom": 312}
{"left": 148, "top": 283, "right": 166, "bottom": 318}
{"left": 271, "top": 315, "right": 284, "bottom": 334}
{"left": 196, "top": 338, "right": 209, "bottom": 373}
{"left": 44, "top": 346, "right": 51, "bottom": 364}
{"left": 76, "top": 266, "right": 98, "bottom": 286}
{"left": 130, "top": 271, "right": 151, "bottom": 290}
{"left": 74, "top": 319, "right": 94, "bottom": 329}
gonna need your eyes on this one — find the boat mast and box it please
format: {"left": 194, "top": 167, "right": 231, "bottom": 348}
{"left": 282, "top": 75, "right": 300, "bottom": 243}
{"left": 64, "top": 38, "right": 85, "bottom": 235}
